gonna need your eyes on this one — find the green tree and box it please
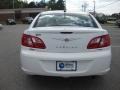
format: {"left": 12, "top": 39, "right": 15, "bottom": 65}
{"left": 0, "top": 0, "right": 11, "bottom": 9}
{"left": 28, "top": 1, "right": 36, "bottom": 8}
{"left": 36, "top": 1, "right": 46, "bottom": 8}
{"left": 56, "top": 0, "right": 64, "bottom": 10}
{"left": 0, "top": 0, "right": 29, "bottom": 9}
{"left": 48, "top": 0, "right": 56, "bottom": 10}
{"left": 18, "top": 0, "right": 28, "bottom": 8}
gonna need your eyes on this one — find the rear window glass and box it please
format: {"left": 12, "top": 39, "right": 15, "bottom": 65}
{"left": 34, "top": 14, "right": 98, "bottom": 28}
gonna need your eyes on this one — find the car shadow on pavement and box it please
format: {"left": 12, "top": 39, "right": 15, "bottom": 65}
{"left": 25, "top": 75, "right": 106, "bottom": 90}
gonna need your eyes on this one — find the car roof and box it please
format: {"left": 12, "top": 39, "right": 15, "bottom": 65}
{"left": 41, "top": 10, "right": 90, "bottom": 15}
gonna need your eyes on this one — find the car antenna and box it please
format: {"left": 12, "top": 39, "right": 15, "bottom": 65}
{"left": 64, "top": 0, "right": 66, "bottom": 18}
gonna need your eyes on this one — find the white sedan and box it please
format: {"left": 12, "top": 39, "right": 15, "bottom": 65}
{"left": 21, "top": 11, "right": 111, "bottom": 77}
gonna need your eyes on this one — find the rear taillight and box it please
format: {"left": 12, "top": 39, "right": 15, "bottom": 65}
{"left": 87, "top": 34, "right": 110, "bottom": 49}
{"left": 22, "top": 34, "right": 46, "bottom": 49}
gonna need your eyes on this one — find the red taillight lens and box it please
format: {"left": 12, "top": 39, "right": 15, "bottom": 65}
{"left": 22, "top": 34, "right": 46, "bottom": 49}
{"left": 87, "top": 34, "right": 110, "bottom": 49}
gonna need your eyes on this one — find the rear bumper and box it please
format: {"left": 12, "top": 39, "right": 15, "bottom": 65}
{"left": 20, "top": 49, "right": 111, "bottom": 77}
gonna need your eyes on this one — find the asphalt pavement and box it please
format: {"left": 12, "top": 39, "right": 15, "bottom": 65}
{"left": 0, "top": 24, "right": 120, "bottom": 90}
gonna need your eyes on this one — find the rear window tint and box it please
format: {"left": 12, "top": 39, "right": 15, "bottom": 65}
{"left": 34, "top": 14, "right": 98, "bottom": 28}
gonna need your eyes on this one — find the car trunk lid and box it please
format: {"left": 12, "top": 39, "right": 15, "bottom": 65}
{"left": 26, "top": 27, "right": 107, "bottom": 53}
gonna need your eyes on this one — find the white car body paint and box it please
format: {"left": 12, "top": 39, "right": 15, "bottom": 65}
{"left": 20, "top": 11, "right": 111, "bottom": 77}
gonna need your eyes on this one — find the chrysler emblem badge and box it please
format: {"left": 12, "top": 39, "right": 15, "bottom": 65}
{"left": 64, "top": 38, "right": 70, "bottom": 42}
{"left": 52, "top": 37, "right": 81, "bottom": 42}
